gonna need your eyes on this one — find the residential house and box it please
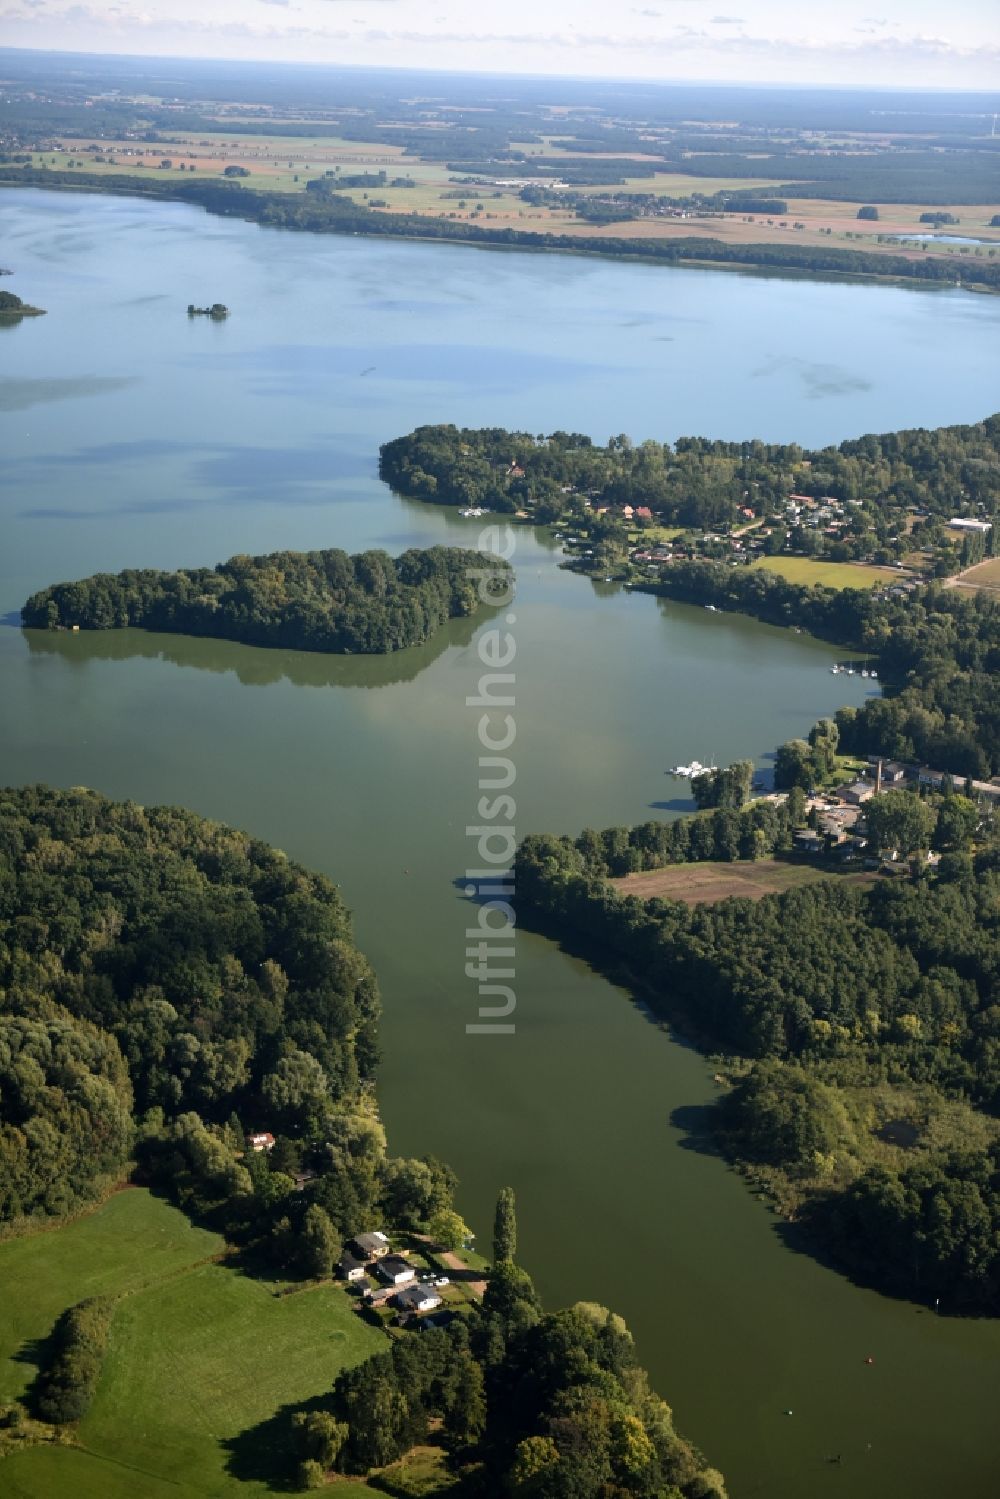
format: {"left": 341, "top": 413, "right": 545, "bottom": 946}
{"left": 338, "top": 1253, "right": 368, "bottom": 1283}
{"left": 248, "top": 1132, "right": 275, "bottom": 1152}
{"left": 837, "top": 781, "right": 875, "bottom": 806}
{"left": 349, "top": 1230, "right": 390, "bottom": 1261}
{"left": 793, "top": 829, "right": 824, "bottom": 854}
{"left": 375, "top": 1255, "right": 416, "bottom": 1287}
{"left": 816, "top": 805, "right": 861, "bottom": 842}
{"left": 867, "top": 758, "right": 908, "bottom": 785}
{"left": 395, "top": 1284, "right": 443, "bottom": 1315}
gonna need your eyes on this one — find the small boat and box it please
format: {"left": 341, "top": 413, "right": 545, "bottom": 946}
{"left": 870, "top": 669, "right": 878, "bottom": 679}
{"left": 830, "top": 665, "right": 840, "bottom": 674}
{"left": 705, "top": 604, "right": 718, "bottom": 612}
{"left": 861, "top": 669, "right": 869, "bottom": 678}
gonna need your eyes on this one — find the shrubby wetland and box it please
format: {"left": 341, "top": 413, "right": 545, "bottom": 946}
{"left": 2, "top": 55, "right": 1000, "bottom": 1499}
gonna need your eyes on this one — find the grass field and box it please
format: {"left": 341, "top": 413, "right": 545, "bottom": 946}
{"left": 0, "top": 1190, "right": 382, "bottom": 1498}
{"left": 950, "top": 557, "right": 1000, "bottom": 594}
{"left": 750, "top": 555, "right": 900, "bottom": 589}
{"left": 0, "top": 1189, "right": 222, "bottom": 1405}
{"left": 612, "top": 858, "right": 873, "bottom": 906}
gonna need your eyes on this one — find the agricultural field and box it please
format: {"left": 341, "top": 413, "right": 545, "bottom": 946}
{"left": 749, "top": 555, "right": 901, "bottom": 588}
{"left": 611, "top": 858, "right": 873, "bottom": 906}
{"left": 0, "top": 1190, "right": 382, "bottom": 1499}
{"left": 30, "top": 130, "right": 1000, "bottom": 262}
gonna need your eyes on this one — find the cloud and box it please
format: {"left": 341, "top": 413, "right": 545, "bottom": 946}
{"left": 711, "top": 14, "right": 744, "bottom": 23}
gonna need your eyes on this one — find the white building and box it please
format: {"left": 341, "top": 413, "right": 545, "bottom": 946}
{"left": 948, "top": 518, "right": 992, "bottom": 534}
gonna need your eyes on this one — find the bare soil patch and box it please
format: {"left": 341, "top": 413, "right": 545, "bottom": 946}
{"left": 612, "top": 860, "right": 872, "bottom": 906}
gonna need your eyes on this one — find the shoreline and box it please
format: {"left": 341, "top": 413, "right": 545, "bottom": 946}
{"left": 2, "top": 175, "right": 996, "bottom": 296}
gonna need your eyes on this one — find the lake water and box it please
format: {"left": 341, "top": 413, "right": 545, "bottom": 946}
{"left": 2, "top": 188, "right": 1000, "bottom": 1498}
{"left": 888, "top": 233, "right": 993, "bottom": 246}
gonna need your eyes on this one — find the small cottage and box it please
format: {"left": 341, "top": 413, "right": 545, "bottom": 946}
{"left": 395, "top": 1284, "right": 443, "bottom": 1314}
{"left": 376, "top": 1255, "right": 416, "bottom": 1287}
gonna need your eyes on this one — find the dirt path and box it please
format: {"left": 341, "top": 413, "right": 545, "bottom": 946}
{"left": 414, "top": 1235, "right": 487, "bottom": 1297}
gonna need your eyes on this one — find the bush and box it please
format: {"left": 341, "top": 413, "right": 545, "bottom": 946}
{"left": 34, "top": 1296, "right": 116, "bottom": 1423}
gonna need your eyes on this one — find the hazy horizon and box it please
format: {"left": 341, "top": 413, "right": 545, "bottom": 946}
{"left": 1, "top": 1, "right": 997, "bottom": 90}
{"left": 4, "top": 42, "right": 1000, "bottom": 98}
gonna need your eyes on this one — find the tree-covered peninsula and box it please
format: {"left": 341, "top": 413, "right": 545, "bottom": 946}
{"left": 21, "top": 545, "right": 512, "bottom": 655}
{"left": 0, "top": 785, "right": 725, "bottom": 1498}
{"left": 379, "top": 414, "right": 1000, "bottom": 540}
{"left": 516, "top": 809, "right": 1000, "bottom": 1314}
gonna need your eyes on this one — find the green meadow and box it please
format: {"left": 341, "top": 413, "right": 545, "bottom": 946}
{"left": 0, "top": 1190, "right": 382, "bottom": 1497}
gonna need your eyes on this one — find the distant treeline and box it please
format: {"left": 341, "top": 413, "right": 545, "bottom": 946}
{"left": 3, "top": 167, "right": 998, "bottom": 290}
{"left": 22, "top": 545, "right": 511, "bottom": 656}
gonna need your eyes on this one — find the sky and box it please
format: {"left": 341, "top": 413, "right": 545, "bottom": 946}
{"left": 2, "top": 0, "right": 999, "bottom": 89}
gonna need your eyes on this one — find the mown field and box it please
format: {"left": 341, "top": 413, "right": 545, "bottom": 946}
{"left": 0, "top": 1190, "right": 381, "bottom": 1498}
{"left": 612, "top": 858, "right": 873, "bottom": 906}
{"left": 750, "top": 555, "right": 901, "bottom": 589}
{"left": 951, "top": 557, "right": 1000, "bottom": 594}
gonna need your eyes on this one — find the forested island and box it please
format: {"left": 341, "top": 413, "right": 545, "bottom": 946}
{"left": 0, "top": 289, "right": 45, "bottom": 318}
{"left": 21, "top": 545, "right": 512, "bottom": 655}
{"left": 0, "top": 785, "right": 725, "bottom": 1498}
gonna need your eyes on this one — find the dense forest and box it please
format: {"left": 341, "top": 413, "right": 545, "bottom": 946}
{"left": 21, "top": 545, "right": 512, "bottom": 655}
{"left": 271, "top": 1190, "right": 726, "bottom": 1498}
{"left": 379, "top": 414, "right": 1000, "bottom": 536}
{"left": 1, "top": 788, "right": 726, "bottom": 1494}
{"left": 514, "top": 823, "right": 1000, "bottom": 1312}
{"left": 3, "top": 166, "right": 998, "bottom": 290}
{"left": 0, "top": 784, "right": 379, "bottom": 1231}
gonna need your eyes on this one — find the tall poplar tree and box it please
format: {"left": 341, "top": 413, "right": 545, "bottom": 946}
{"left": 493, "top": 1186, "right": 517, "bottom": 1264}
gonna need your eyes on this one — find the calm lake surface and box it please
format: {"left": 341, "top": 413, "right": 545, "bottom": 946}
{"left": 2, "top": 188, "right": 1000, "bottom": 1498}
